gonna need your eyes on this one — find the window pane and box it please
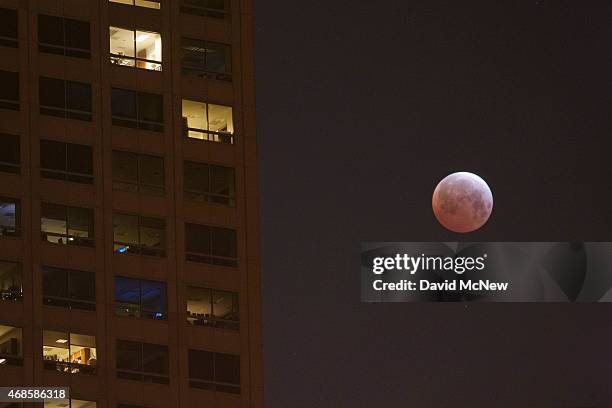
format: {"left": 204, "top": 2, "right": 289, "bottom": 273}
{"left": 67, "top": 207, "right": 94, "bottom": 243}
{"left": 114, "top": 213, "right": 139, "bottom": 247}
{"left": 0, "top": 133, "right": 20, "bottom": 173}
{"left": 110, "top": 0, "right": 134, "bottom": 5}
{"left": 212, "top": 290, "right": 238, "bottom": 321}
{"left": 188, "top": 349, "right": 213, "bottom": 381}
{"left": 42, "top": 266, "right": 69, "bottom": 299}
{"left": 111, "top": 88, "right": 137, "bottom": 122}
{"left": 208, "top": 103, "right": 233, "bottom": 133}
{"left": 142, "top": 343, "right": 168, "bottom": 374}
{"left": 138, "top": 92, "right": 163, "bottom": 124}
{"left": 135, "top": 31, "right": 162, "bottom": 70}
{"left": 39, "top": 76, "right": 65, "bottom": 108}
{"left": 69, "top": 333, "right": 96, "bottom": 367}
{"left": 66, "top": 81, "right": 92, "bottom": 112}
{"left": 40, "top": 140, "right": 66, "bottom": 173}
{"left": 182, "top": 99, "right": 207, "bottom": 133}
{"left": 113, "top": 151, "right": 138, "bottom": 191}
{"left": 69, "top": 270, "right": 96, "bottom": 303}
{"left": 139, "top": 154, "right": 164, "bottom": 193}
{"left": 0, "top": 8, "right": 18, "bottom": 40}
{"left": 42, "top": 330, "right": 70, "bottom": 362}
{"left": 116, "top": 340, "right": 141, "bottom": 371}
{"left": 210, "top": 165, "right": 235, "bottom": 203}
{"left": 184, "top": 161, "right": 209, "bottom": 194}
{"left": 41, "top": 202, "right": 67, "bottom": 243}
{"left": 180, "top": 38, "right": 205, "bottom": 75}
{"left": 185, "top": 223, "right": 210, "bottom": 254}
{"left": 115, "top": 277, "right": 140, "bottom": 317}
{"left": 38, "top": 15, "right": 63, "bottom": 46}
{"left": 65, "top": 18, "right": 90, "bottom": 51}
{"left": 140, "top": 280, "right": 166, "bottom": 319}
{"left": 139, "top": 216, "right": 165, "bottom": 254}
{"left": 0, "top": 325, "right": 22, "bottom": 358}
{"left": 0, "top": 260, "right": 22, "bottom": 301}
{"left": 110, "top": 27, "right": 135, "bottom": 64}
{"left": 0, "top": 197, "right": 20, "bottom": 236}
{"left": 215, "top": 353, "right": 240, "bottom": 385}
{"left": 67, "top": 143, "right": 93, "bottom": 181}
{"left": 135, "top": 0, "right": 161, "bottom": 9}
{"left": 0, "top": 71, "right": 19, "bottom": 104}
{"left": 205, "top": 42, "right": 231, "bottom": 76}
{"left": 211, "top": 227, "right": 236, "bottom": 258}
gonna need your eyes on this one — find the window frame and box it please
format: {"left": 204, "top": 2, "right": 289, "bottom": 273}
{"left": 0, "top": 196, "right": 21, "bottom": 238}
{"left": 183, "top": 160, "right": 235, "bottom": 206}
{"left": 186, "top": 286, "right": 239, "bottom": 330}
{"left": 39, "top": 76, "right": 92, "bottom": 121}
{"left": 188, "top": 349, "right": 240, "bottom": 394}
{"left": 109, "top": 26, "right": 162, "bottom": 71}
{"left": 40, "top": 139, "right": 94, "bottom": 184}
{"left": 185, "top": 223, "right": 237, "bottom": 267}
{"left": 42, "top": 330, "right": 97, "bottom": 375}
{"left": 113, "top": 213, "right": 167, "bottom": 257}
{"left": 42, "top": 266, "right": 96, "bottom": 311}
{"left": 116, "top": 339, "right": 169, "bottom": 384}
{"left": 38, "top": 14, "right": 91, "bottom": 59}
{"left": 112, "top": 150, "right": 165, "bottom": 195}
{"left": 40, "top": 202, "right": 95, "bottom": 247}
{"left": 111, "top": 88, "right": 164, "bottom": 132}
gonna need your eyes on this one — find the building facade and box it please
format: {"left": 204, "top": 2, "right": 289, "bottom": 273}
{"left": 0, "top": 0, "right": 263, "bottom": 407}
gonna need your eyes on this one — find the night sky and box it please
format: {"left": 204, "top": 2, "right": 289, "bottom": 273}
{"left": 255, "top": 1, "right": 612, "bottom": 406}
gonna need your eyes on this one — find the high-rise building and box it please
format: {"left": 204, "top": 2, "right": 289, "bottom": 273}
{"left": 0, "top": 0, "right": 263, "bottom": 406}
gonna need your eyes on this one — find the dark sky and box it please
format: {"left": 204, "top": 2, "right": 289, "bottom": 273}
{"left": 254, "top": 1, "right": 612, "bottom": 406}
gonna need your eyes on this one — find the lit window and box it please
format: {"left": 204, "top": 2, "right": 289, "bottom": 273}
{"left": 109, "top": 27, "right": 162, "bottom": 71}
{"left": 40, "top": 140, "right": 93, "bottom": 184}
{"left": 188, "top": 349, "right": 240, "bottom": 394}
{"left": 180, "top": 38, "right": 231, "bottom": 81}
{"left": 116, "top": 339, "right": 169, "bottom": 383}
{"left": 0, "top": 70, "right": 19, "bottom": 111}
{"left": 0, "top": 324, "right": 22, "bottom": 366}
{"left": 0, "top": 260, "right": 22, "bottom": 302}
{"left": 184, "top": 161, "right": 235, "bottom": 206}
{"left": 182, "top": 99, "right": 233, "bottom": 144}
{"left": 38, "top": 14, "right": 90, "bottom": 59}
{"left": 39, "top": 76, "right": 92, "bottom": 121}
{"left": 110, "top": 0, "right": 161, "bottom": 9}
{"left": 41, "top": 203, "right": 94, "bottom": 247}
{"left": 42, "top": 331, "right": 97, "bottom": 375}
{"left": 113, "top": 213, "right": 166, "bottom": 257}
{"left": 187, "top": 287, "right": 239, "bottom": 330}
{"left": 0, "top": 133, "right": 20, "bottom": 174}
{"left": 0, "top": 8, "right": 18, "bottom": 48}
{"left": 181, "top": 0, "right": 229, "bottom": 19}
{"left": 0, "top": 197, "right": 20, "bottom": 237}
{"left": 111, "top": 88, "right": 164, "bottom": 132}
{"left": 114, "top": 277, "right": 167, "bottom": 320}
{"left": 113, "top": 151, "right": 165, "bottom": 195}
{"left": 45, "top": 400, "right": 97, "bottom": 408}
{"left": 185, "top": 223, "right": 237, "bottom": 267}
{"left": 43, "top": 266, "right": 95, "bottom": 311}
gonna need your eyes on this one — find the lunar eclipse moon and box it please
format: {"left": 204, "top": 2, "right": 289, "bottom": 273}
{"left": 432, "top": 172, "right": 493, "bottom": 233}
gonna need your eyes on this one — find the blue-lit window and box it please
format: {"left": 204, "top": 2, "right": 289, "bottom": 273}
{"left": 115, "top": 276, "right": 167, "bottom": 320}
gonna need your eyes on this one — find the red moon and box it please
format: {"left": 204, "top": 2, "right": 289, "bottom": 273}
{"left": 432, "top": 172, "right": 493, "bottom": 233}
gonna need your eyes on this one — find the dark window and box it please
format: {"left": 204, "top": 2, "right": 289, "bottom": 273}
{"left": 40, "top": 140, "right": 93, "bottom": 184}
{"left": 113, "top": 151, "right": 165, "bottom": 195}
{"left": 0, "top": 70, "right": 19, "bottom": 111}
{"left": 0, "top": 8, "right": 18, "bottom": 48}
{"left": 111, "top": 88, "right": 163, "bottom": 132}
{"left": 38, "top": 14, "right": 90, "bottom": 59}
{"left": 43, "top": 266, "right": 95, "bottom": 311}
{"left": 0, "top": 324, "right": 22, "bottom": 366}
{"left": 187, "top": 287, "right": 239, "bottom": 330}
{"left": 113, "top": 213, "right": 166, "bottom": 257}
{"left": 180, "top": 38, "right": 231, "bottom": 81}
{"left": 39, "top": 76, "right": 92, "bottom": 121}
{"left": 188, "top": 349, "right": 240, "bottom": 394}
{"left": 42, "top": 330, "right": 97, "bottom": 375}
{"left": 41, "top": 203, "right": 94, "bottom": 247}
{"left": 180, "top": 0, "right": 229, "bottom": 19}
{"left": 0, "top": 133, "right": 20, "bottom": 174}
{"left": 184, "top": 161, "right": 235, "bottom": 206}
{"left": 114, "top": 277, "right": 167, "bottom": 320}
{"left": 185, "top": 223, "right": 237, "bottom": 267}
{"left": 0, "top": 260, "right": 22, "bottom": 302}
{"left": 116, "top": 340, "right": 169, "bottom": 383}
{"left": 0, "top": 197, "right": 20, "bottom": 237}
